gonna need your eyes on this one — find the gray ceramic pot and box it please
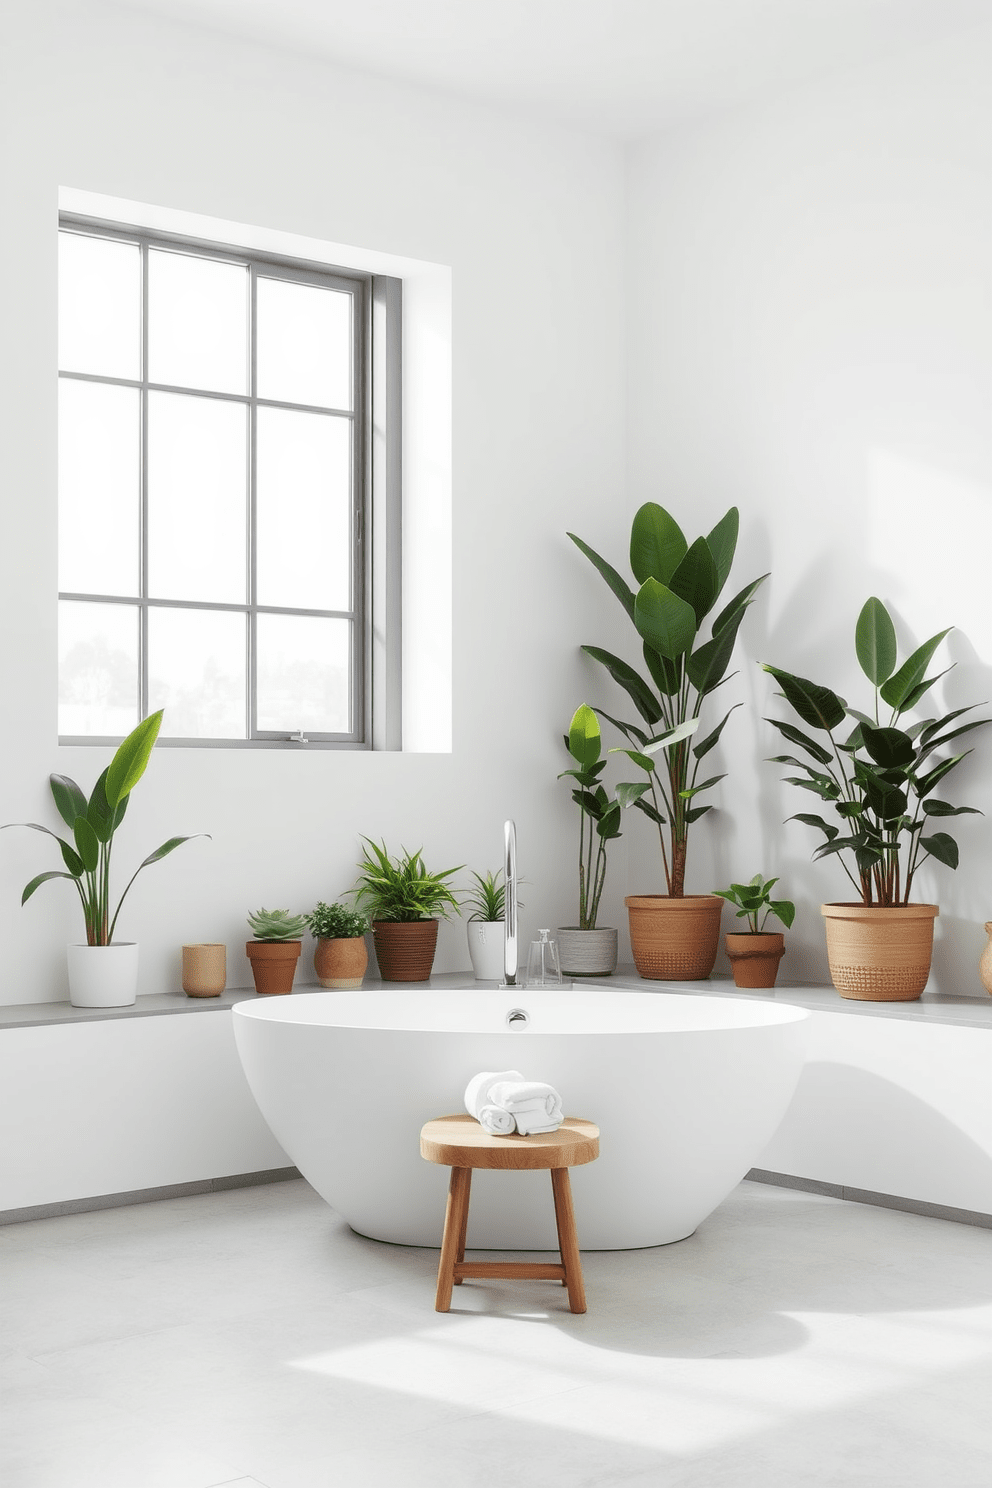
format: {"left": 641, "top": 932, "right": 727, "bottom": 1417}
{"left": 556, "top": 926, "right": 618, "bottom": 978}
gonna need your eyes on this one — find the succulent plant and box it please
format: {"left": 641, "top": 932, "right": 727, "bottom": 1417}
{"left": 247, "top": 908, "right": 308, "bottom": 942}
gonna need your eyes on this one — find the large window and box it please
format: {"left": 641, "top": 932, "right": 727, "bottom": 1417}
{"left": 57, "top": 218, "right": 388, "bottom": 747}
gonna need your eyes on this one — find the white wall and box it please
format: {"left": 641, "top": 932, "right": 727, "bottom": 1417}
{"left": 0, "top": 1, "right": 627, "bottom": 1002}
{"left": 624, "top": 22, "right": 992, "bottom": 991}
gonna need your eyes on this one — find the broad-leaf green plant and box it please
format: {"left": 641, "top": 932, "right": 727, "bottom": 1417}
{"left": 306, "top": 902, "right": 368, "bottom": 940}
{"left": 764, "top": 597, "right": 989, "bottom": 906}
{"left": 558, "top": 704, "right": 621, "bottom": 930}
{"left": 248, "top": 908, "right": 309, "bottom": 941}
{"left": 568, "top": 504, "right": 767, "bottom": 897}
{"left": 3, "top": 710, "right": 206, "bottom": 945}
{"left": 713, "top": 874, "right": 795, "bottom": 934}
{"left": 351, "top": 840, "right": 462, "bottom": 922}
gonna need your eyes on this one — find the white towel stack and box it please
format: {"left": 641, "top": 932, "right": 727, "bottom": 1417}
{"left": 464, "top": 1070, "right": 564, "bottom": 1137}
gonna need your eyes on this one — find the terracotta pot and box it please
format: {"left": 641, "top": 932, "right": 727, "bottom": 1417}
{"left": 625, "top": 895, "right": 723, "bottom": 981}
{"left": 246, "top": 940, "right": 302, "bottom": 995}
{"left": 821, "top": 903, "right": 938, "bottom": 1001}
{"left": 314, "top": 935, "right": 369, "bottom": 989}
{"left": 372, "top": 920, "right": 439, "bottom": 982}
{"left": 725, "top": 932, "right": 785, "bottom": 989}
{"left": 182, "top": 943, "right": 226, "bottom": 997}
{"left": 556, "top": 927, "right": 618, "bottom": 977}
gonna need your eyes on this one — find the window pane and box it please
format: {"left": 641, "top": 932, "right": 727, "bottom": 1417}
{"left": 148, "top": 392, "right": 247, "bottom": 603}
{"left": 257, "top": 407, "right": 351, "bottom": 611}
{"left": 59, "top": 601, "right": 138, "bottom": 737}
{"left": 256, "top": 277, "right": 352, "bottom": 410}
{"left": 148, "top": 608, "right": 246, "bottom": 739}
{"left": 59, "top": 233, "right": 140, "bottom": 380}
{"left": 59, "top": 380, "right": 140, "bottom": 596}
{"left": 148, "top": 249, "right": 248, "bottom": 395}
{"left": 256, "top": 614, "right": 351, "bottom": 734}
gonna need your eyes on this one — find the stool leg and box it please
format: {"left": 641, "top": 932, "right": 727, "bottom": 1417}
{"left": 436, "top": 1166, "right": 472, "bottom": 1312}
{"left": 453, "top": 1168, "right": 472, "bottom": 1283}
{"left": 551, "top": 1168, "right": 587, "bottom": 1314}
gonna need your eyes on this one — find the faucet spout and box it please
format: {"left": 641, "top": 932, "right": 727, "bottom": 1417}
{"left": 502, "top": 819, "right": 518, "bottom": 986}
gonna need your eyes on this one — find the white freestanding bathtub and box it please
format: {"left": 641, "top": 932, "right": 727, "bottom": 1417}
{"left": 233, "top": 987, "right": 809, "bottom": 1250}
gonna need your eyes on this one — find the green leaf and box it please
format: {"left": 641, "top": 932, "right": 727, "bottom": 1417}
{"left": 633, "top": 796, "right": 666, "bottom": 826}
{"left": 686, "top": 604, "right": 746, "bottom": 695}
{"left": 643, "top": 718, "right": 701, "bottom": 754}
{"left": 596, "top": 803, "right": 622, "bottom": 839}
{"left": 789, "top": 813, "right": 839, "bottom": 841}
{"left": 900, "top": 668, "right": 953, "bottom": 713}
{"left": 705, "top": 508, "right": 738, "bottom": 598}
{"left": 916, "top": 752, "right": 969, "bottom": 797}
{"left": 641, "top": 643, "right": 679, "bottom": 697}
{"left": 865, "top": 785, "right": 907, "bottom": 821}
{"left": 608, "top": 748, "right": 656, "bottom": 773}
{"left": 860, "top": 724, "right": 915, "bottom": 768}
{"left": 22, "top": 869, "right": 79, "bottom": 905}
{"left": 919, "top": 707, "right": 977, "bottom": 746}
{"left": 86, "top": 768, "right": 128, "bottom": 845}
{"left": 629, "top": 503, "right": 687, "bottom": 585}
{"left": 49, "top": 775, "right": 87, "bottom": 829}
{"left": 581, "top": 647, "right": 662, "bottom": 725}
{"left": 769, "top": 899, "right": 796, "bottom": 930}
{"left": 137, "top": 835, "right": 206, "bottom": 869}
{"left": 678, "top": 773, "right": 725, "bottom": 800}
{"left": 567, "top": 532, "right": 635, "bottom": 621}
{"left": 880, "top": 629, "right": 952, "bottom": 711}
{"left": 784, "top": 776, "right": 840, "bottom": 800}
{"left": 72, "top": 816, "right": 100, "bottom": 872}
{"left": 685, "top": 804, "right": 712, "bottom": 823}
{"left": 594, "top": 709, "right": 649, "bottom": 748}
{"left": 633, "top": 579, "right": 697, "bottom": 661}
{"left": 668, "top": 537, "right": 718, "bottom": 626}
{"left": 616, "top": 781, "right": 651, "bottom": 809}
{"left": 568, "top": 704, "right": 602, "bottom": 768}
{"left": 711, "top": 573, "right": 768, "bottom": 637}
{"left": 105, "top": 710, "right": 164, "bottom": 810}
{"left": 855, "top": 597, "right": 897, "bottom": 685}
{"left": 764, "top": 717, "right": 833, "bottom": 766}
{"left": 693, "top": 704, "right": 741, "bottom": 761}
{"left": 917, "top": 717, "right": 989, "bottom": 758}
{"left": 764, "top": 666, "right": 846, "bottom": 732}
{"left": 922, "top": 800, "right": 981, "bottom": 817}
{"left": 919, "top": 832, "right": 959, "bottom": 869}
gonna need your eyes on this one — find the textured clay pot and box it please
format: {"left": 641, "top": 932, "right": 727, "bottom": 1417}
{"left": 314, "top": 936, "right": 369, "bottom": 989}
{"left": 246, "top": 940, "right": 302, "bottom": 995}
{"left": 980, "top": 922, "right": 992, "bottom": 996}
{"left": 725, "top": 932, "right": 785, "bottom": 989}
{"left": 821, "top": 903, "right": 938, "bottom": 1001}
{"left": 467, "top": 921, "right": 506, "bottom": 981}
{"left": 182, "top": 943, "right": 226, "bottom": 997}
{"left": 372, "top": 920, "right": 439, "bottom": 982}
{"left": 556, "top": 927, "right": 618, "bottom": 978}
{"left": 625, "top": 895, "right": 723, "bottom": 981}
{"left": 67, "top": 942, "right": 139, "bottom": 1008}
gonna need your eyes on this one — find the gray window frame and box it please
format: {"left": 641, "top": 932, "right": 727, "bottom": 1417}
{"left": 57, "top": 214, "right": 402, "bottom": 751}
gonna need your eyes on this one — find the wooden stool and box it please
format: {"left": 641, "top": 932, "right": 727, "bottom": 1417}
{"left": 419, "top": 1114, "right": 600, "bottom": 1314}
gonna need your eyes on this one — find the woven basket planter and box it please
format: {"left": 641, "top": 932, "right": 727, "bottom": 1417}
{"left": 556, "top": 927, "right": 618, "bottom": 978}
{"left": 821, "top": 902, "right": 938, "bottom": 1001}
{"left": 372, "top": 920, "right": 439, "bottom": 982}
{"left": 625, "top": 895, "right": 723, "bottom": 981}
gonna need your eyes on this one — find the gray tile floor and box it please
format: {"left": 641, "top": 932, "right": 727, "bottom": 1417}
{"left": 3, "top": 1177, "right": 992, "bottom": 1486}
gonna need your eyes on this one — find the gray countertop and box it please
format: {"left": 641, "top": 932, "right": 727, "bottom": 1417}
{"left": 3, "top": 967, "right": 992, "bottom": 1031}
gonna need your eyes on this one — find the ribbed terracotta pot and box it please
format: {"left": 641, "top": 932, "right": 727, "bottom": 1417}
{"left": 314, "top": 936, "right": 369, "bottom": 989}
{"left": 556, "top": 927, "right": 618, "bottom": 977}
{"left": 821, "top": 903, "right": 938, "bottom": 1001}
{"left": 372, "top": 919, "right": 439, "bottom": 982}
{"left": 246, "top": 940, "right": 302, "bottom": 995}
{"left": 625, "top": 895, "right": 723, "bottom": 981}
{"left": 726, "top": 932, "right": 785, "bottom": 989}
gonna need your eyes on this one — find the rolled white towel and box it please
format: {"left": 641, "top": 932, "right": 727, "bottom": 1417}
{"left": 477, "top": 1104, "right": 516, "bottom": 1136}
{"left": 513, "top": 1112, "right": 563, "bottom": 1136}
{"left": 463, "top": 1070, "right": 523, "bottom": 1121}
{"left": 486, "top": 1080, "right": 563, "bottom": 1124}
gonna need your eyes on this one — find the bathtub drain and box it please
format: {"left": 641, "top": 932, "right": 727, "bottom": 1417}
{"left": 505, "top": 1007, "right": 529, "bottom": 1029}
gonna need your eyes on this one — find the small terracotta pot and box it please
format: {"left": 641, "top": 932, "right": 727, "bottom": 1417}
{"left": 314, "top": 936, "right": 369, "bottom": 989}
{"left": 725, "top": 932, "right": 785, "bottom": 989}
{"left": 182, "top": 943, "right": 226, "bottom": 997}
{"left": 625, "top": 895, "right": 723, "bottom": 981}
{"left": 821, "top": 902, "right": 938, "bottom": 1001}
{"left": 246, "top": 939, "right": 302, "bottom": 995}
{"left": 372, "top": 920, "right": 439, "bottom": 982}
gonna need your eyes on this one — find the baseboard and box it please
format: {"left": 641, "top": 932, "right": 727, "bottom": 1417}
{"left": 747, "top": 1167, "right": 992, "bottom": 1231}
{"left": 0, "top": 1166, "right": 302, "bottom": 1226}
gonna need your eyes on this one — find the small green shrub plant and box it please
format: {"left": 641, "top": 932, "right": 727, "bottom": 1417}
{"left": 307, "top": 902, "right": 368, "bottom": 940}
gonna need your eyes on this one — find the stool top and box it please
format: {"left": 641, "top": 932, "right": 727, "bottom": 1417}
{"left": 420, "top": 1114, "right": 599, "bottom": 1170}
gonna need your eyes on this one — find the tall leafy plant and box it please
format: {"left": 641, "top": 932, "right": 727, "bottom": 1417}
{"left": 764, "top": 597, "right": 988, "bottom": 906}
{"left": 351, "top": 840, "right": 462, "bottom": 922}
{"left": 569, "top": 504, "right": 766, "bottom": 897}
{"left": 3, "top": 710, "right": 205, "bottom": 944}
{"left": 558, "top": 704, "right": 622, "bottom": 930}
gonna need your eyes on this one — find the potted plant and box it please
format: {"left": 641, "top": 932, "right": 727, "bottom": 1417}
{"left": 556, "top": 704, "right": 622, "bottom": 976}
{"left": 351, "top": 839, "right": 462, "bottom": 982}
{"left": 712, "top": 874, "right": 795, "bottom": 988}
{"left": 246, "top": 909, "right": 308, "bottom": 995}
{"left": 2, "top": 709, "right": 205, "bottom": 1008}
{"left": 307, "top": 902, "right": 369, "bottom": 989}
{"left": 765, "top": 596, "right": 988, "bottom": 1000}
{"left": 464, "top": 869, "right": 510, "bottom": 981}
{"left": 569, "top": 503, "right": 767, "bottom": 979}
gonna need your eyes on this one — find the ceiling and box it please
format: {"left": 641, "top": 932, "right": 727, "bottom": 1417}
{"left": 115, "top": 0, "right": 992, "bottom": 140}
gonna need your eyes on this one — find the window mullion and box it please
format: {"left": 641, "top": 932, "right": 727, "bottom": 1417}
{"left": 248, "top": 262, "right": 258, "bottom": 742}
{"left": 139, "top": 239, "right": 150, "bottom": 725}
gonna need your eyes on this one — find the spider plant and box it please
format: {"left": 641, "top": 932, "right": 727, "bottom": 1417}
{"left": 350, "top": 840, "right": 462, "bottom": 922}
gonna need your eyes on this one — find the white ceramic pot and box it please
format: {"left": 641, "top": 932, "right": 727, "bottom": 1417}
{"left": 557, "top": 926, "right": 618, "bottom": 977}
{"left": 467, "top": 920, "right": 506, "bottom": 981}
{"left": 67, "top": 943, "right": 139, "bottom": 1008}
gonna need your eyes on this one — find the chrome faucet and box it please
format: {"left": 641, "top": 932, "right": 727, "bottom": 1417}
{"left": 501, "top": 819, "right": 518, "bottom": 986}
